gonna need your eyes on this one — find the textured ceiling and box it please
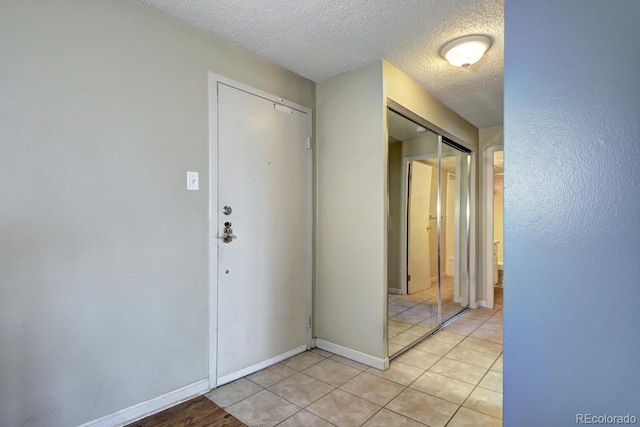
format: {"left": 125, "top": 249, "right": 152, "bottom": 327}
{"left": 142, "top": 0, "right": 503, "bottom": 128}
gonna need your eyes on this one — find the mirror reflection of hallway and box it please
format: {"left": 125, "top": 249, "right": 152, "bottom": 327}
{"left": 407, "top": 160, "right": 433, "bottom": 295}
{"left": 493, "top": 150, "right": 504, "bottom": 303}
{"left": 387, "top": 107, "right": 471, "bottom": 358}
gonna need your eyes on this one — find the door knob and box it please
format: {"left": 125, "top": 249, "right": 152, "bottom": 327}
{"left": 220, "top": 226, "right": 237, "bottom": 243}
{"left": 222, "top": 234, "right": 237, "bottom": 243}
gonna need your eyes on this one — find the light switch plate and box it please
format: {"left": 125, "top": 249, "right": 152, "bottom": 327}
{"left": 187, "top": 171, "right": 199, "bottom": 191}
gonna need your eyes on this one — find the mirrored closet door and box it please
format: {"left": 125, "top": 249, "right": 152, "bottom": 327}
{"left": 387, "top": 106, "right": 471, "bottom": 358}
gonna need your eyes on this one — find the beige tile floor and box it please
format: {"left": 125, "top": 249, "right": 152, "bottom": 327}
{"left": 388, "top": 276, "right": 469, "bottom": 356}
{"left": 206, "top": 299, "right": 503, "bottom": 427}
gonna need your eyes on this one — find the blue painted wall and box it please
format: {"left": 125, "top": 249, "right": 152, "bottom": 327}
{"left": 504, "top": 1, "right": 640, "bottom": 425}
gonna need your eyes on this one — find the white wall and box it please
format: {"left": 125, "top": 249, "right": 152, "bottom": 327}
{"left": 480, "top": 126, "right": 503, "bottom": 151}
{"left": 505, "top": 1, "right": 640, "bottom": 424}
{"left": 0, "top": 2, "right": 314, "bottom": 426}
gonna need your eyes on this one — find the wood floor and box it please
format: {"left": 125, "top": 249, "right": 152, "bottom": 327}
{"left": 126, "top": 396, "right": 246, "bottom": 427}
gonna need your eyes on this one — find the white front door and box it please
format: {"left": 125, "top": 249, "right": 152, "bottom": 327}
{"left": 210, "top": 77, "right": 311, "bottom": 386}
{"left": 407, "top": 161, "right": 432, "bottom": 294}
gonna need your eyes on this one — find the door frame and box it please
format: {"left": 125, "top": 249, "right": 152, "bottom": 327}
{"left": 406, "top": 160, "right": 433, "bottom": 295}
{"left": 207, "top": 73, "right": 313, "bottom": 389}
{"left": 482, "top": 145, "right": 503, "bottom": 309}
{"left": 400, "top": 153, "right": 439, "bottom": 296}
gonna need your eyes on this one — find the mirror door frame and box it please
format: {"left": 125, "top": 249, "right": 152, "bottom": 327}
{"left": 385, "top": 100, "right": 478, "bottom": 359}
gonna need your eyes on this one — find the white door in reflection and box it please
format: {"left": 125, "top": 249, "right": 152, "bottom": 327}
{"left": 407, "top": 161, "right": 432, "bottom": 294}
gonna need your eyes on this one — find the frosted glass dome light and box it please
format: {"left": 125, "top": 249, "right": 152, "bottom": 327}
{"left": 441, "top": 35, "right": 491, "bottom": 68}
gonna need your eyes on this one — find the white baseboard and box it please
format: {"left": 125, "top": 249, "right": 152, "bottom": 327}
{"left": 315, "top": 339, "right": 389, "bottom": 370}
{"left": 388, "top": 288, "right": 403, "bottom": 295}
{"left": 77, "top": 379, "right": 209, "bottom": 427}
{"left": 216, "top": 345, "right": 306, "bottom": 387}
{"left": 477, "top": 299, "right": 489, "bottom": 308}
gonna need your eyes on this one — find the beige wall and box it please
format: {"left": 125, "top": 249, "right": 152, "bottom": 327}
{"left": 387, "top": 142, "right": 403, "bottom": 291}
{"left": 315, "top": 61, "right": 386, "bottom": 359}
{"left": 402, "top": 135, "right": 439, "bottom": 157}
{"left": 383, "top": 60, "right": 478, "bottom": 149}
{"left": 0, "top": 2, "right": 314, "bottom": 426}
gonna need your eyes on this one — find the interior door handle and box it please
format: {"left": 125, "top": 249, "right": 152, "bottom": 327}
{"left": 219, "top": 233, "right": 237, "bottom": 243}
{"left": 219, "top": 224, "right": 237, "bottom": 243}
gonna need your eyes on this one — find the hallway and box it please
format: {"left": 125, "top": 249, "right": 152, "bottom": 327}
{"left": 203, "top": 304, "right": 503, "bottom": 426}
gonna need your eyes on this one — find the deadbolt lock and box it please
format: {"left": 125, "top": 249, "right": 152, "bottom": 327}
{"left": 222, "top": 205, "right": 232, "bottom": 215}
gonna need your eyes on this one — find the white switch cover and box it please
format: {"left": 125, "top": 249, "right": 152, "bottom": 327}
{"left": 187, "top": 171, "right": 199, "bottom": 191}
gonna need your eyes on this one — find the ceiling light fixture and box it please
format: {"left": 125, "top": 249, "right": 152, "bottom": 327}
{"left": 441, "top": 35, "right": 491, "bottom": 68}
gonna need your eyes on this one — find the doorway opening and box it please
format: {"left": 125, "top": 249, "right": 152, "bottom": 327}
{"left": 493, "top": 151, "right": 504, "bottom": 301}
{"left": 483, "top": 147, "right": 504, "bottom": 309}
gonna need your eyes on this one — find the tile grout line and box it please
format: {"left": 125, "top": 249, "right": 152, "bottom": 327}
{"left": 387, "top": 306, "right": 504, "bottom": 425}
{"left": 217, "top": 304, "right": 503, "bottom": 427}
{"left": 214, "top": 352, "right": 333, "bottom": 424}
{"left": 267, "top": 354, "right": 385, "bottom": 426}
{"left": 445, "top": 308, "right": 503, "bottom": 423}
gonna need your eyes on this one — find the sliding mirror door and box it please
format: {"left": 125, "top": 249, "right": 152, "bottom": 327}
{"left": 387, "top": 107, "right": 471, "bottom": 358}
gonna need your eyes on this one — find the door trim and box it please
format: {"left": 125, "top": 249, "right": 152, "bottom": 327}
{"left": 400, "top": 153, "right": 438, "bottom": 296}
{"left": 208, "top": 73, "right": 313, "bottom": 390}
{"left": 481, "top": 145, "right": 503, "bottom": 309}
